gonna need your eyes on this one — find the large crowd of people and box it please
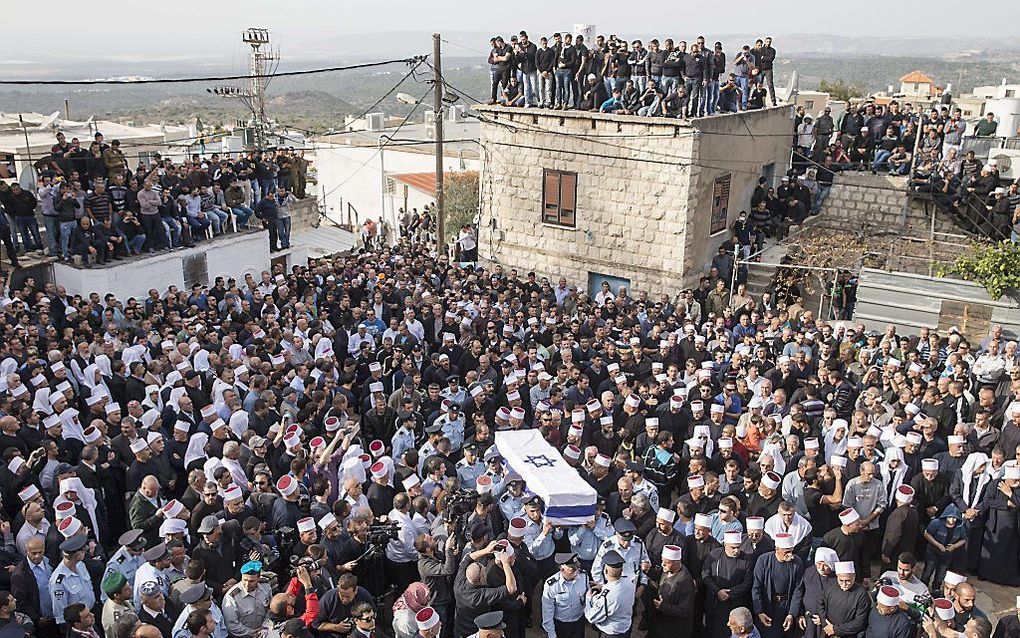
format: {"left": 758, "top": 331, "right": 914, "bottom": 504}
{"left": 0, "top": 134, "right": 310, "bottom": 268}
{"left": 0, "top": 219, "right": 1010, "bottom": 638}
{"left": 486, "top": 33, "right": 778, "bottom": 117}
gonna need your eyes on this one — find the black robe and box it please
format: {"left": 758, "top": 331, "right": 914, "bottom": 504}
{"left": 650, "top": 567, "right": 696, "bottom": 638}
{"left": 822, "top": 527, "right": 865, "bottom": 577}
{"left": 702, "top": 547, "right": 754, "bottom": 638}
{"left": 820, "top": 583, "right": 871, "bottom": 638}
{"left": 978, "top": 478, "right": 1020, "bottom": 585}
{"left": 863, "top": 608, "right": 914, "bottom": 638}
{"left": 801, "top": 567, "right": 833, "bottom": 638}
{"left": 751, "top": 553, "right": 805, "bottom": 638}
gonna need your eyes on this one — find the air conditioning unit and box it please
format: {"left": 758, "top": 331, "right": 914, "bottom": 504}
{"left": 989, "top": 150, "right": 1019, "bottom": 180}
{"left": 449, "top": 105, "right": 466, "bottom": 123}
{"left": 365, "top": 113, "right": 385, "bottom": 132}
{"left": 425, "top": 124, "right": 436, "bottom": 141}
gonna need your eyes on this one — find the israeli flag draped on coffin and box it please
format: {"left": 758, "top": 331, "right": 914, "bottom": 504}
{"left": 494, "top": 430, "right": 597, "bottom": 525}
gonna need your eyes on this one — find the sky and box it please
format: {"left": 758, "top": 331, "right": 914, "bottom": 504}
{"left": 7, "top": 0, "right": 1020, "bottom": 56}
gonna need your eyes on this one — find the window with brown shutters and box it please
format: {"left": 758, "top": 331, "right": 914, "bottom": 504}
{"left": 542, "top": 169, "right": 577, "bottom": 227}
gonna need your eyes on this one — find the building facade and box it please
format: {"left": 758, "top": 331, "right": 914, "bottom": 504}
{"left": 477, "top": 105, "right": 792, "bottom": 293}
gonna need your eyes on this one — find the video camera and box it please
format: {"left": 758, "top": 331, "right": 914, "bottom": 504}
{"left": 367, "top": 522, "right": 400, "bottom": 547}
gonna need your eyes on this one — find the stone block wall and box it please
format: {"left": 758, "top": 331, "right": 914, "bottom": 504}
{"left": 816, "top": 173, "right": 959, "bottom": 237}
{"left": 477, "top": 105, "right": 793, "bottom": 294}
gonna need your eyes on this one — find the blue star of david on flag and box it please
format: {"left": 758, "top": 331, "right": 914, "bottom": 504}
{"left": 523, "top": 454, "right": 557, "bottom": 468}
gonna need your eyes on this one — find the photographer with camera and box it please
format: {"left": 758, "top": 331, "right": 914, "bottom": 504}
{"left": 415, "top": 534, "right": 458, "bottom": 633}
{"left": 312, "top": 574, "right": 375, "bottom": 638}
{"left": 263, "top": 564, "right": 319, "bottom": 637}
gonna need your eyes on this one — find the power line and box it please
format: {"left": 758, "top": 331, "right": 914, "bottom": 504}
{"left": 318, "top": 60, "right": 429, "bottom": 138}
{"left": 0, "top": 57, "right": 424, "bottom": 86}
{"left": 318, "top": 86, "right": 435, "bottom": 201}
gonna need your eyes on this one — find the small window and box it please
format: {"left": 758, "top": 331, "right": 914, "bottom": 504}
{"left": 804, "top": 100, "right": 814, "bottom": 110}
{"left": 542, "top": 169, "right": 577, "bottom": 227}
{"left": 1008, "top": 90, "right": 1016, "bottom": 98}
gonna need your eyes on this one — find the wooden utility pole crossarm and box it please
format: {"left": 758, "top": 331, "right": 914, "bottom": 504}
{"left": 433, "top": 33, "right": 445, "bottom": 253}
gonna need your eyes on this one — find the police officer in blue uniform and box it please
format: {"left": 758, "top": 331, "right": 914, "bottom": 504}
{"left": 456, "top": 444, "right": 485, "bottom": 489}
{"left": 498, "top": 476, "right": 527, "bottom": 521}
{"left": 50, "top": 535, "right": 96, "bottom": 631}
{"left": 585, "top": 550, "right": 637, "bottom": 638}
{"left": 568, "top": 498, "right": 615, "bottom": 572}
{"left": 466, "top": 611, "right": 505, "bottom": 638}
{"left": 541, "top": 553, "right": 588, "bottom": 638}
{"left": 101, "top": 529, "right": 146, "bottom": 602}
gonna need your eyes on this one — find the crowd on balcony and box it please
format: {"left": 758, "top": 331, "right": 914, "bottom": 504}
{"left": 486, "top": 32, "right": 778, "bottom": 118}
{"left": 0, "top": 135, "right": 311, "bottom": 268}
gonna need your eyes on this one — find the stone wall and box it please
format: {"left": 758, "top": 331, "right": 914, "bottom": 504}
{"left": 815, "top": 173, "right": 960, "bottom": 237}
{"left": 291, "top": 196, "right": 320, "bottom": 232}
{"left": 477, "top": 105, "right": 793, "bottom": 294}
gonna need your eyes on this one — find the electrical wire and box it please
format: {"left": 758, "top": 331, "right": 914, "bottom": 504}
{"left": 0, "top": 57, "right": 424, "bottom": 85}
{"left": 317, "top": 60, "right": 429, "bottom": 138}
{"left": 317, "top": 86, "right": 435, "bottom": 201}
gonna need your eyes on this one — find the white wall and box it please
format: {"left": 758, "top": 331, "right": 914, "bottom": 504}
{"left": 53, "top": 232, "right": 270, "bottom": 300}
{"left": 313, "top": 142, "right": 480, "bottom": 234}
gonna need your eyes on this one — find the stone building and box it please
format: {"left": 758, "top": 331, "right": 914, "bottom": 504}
{"left": 476, "top": 105, "right": 793, "bottom": 293}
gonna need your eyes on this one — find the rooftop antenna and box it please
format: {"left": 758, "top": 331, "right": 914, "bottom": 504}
{"left": 208, "top": 28, "right": 278, "bottom": 151}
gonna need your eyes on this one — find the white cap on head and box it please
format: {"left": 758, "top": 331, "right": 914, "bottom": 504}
{"left": 661, "top": 545, "right": 682, "bottom": 561}
{"left": 297, "top": 517, "right": 316, "bottom": 533}
{"left": 839, "top": 508, "right": 860, "bottom": 525}
{"left": 723, "top": 530, "right": 742, "bottom": 545}
{"left": 625, "top": 395, "right": 640, "bottom": 408}
{"left": 319, "top": 513, "right": 338, "bottom": 530}
{"left": 688, "top": 475, "right": 705, "bottom": 489}
{"left": 1006, "top": 465, "right": 1020, "bottom": 480}
{"left": 594, "top": 454, "right": 611, "bottom": 468}
{"left": 564, "top": 445, "right": 581, "bottom": 460}
{"left": 905, "top": 432, "right": 922, "bottom": 444}
{"left": 415, "top": 608, "right": 440, "bottom": 632}
{"left": 947, "top": 435, "right": 965, "bottom": 445}
{"left": 761, "top": 472, "right": 781, "bottom": 490}
{"left": 774, "top": 533, "right": 795, "bottom": 549}
{"left": 223, "top": 485, "right": 243, "bottom": 502}
{"left": 718, "top": 437, "right": 733, "bottom": 449}
{"left": 402, "top": 474, "right": 421, "bottom": 490}
{"left": 710, "top": 404, "right": 725, "bottom": 415}
{"left": 847, "top": 436, "right": 863, "bottom": 449}
{"left": 18, "top": 484, "right": 39, "bottom": 503}
{"left": 943, "top": 570, "right": 966, "bottom": 586}
{"left": 835, "top": 561, "right": 855, "bottom": 575}
{"left": 656, "top": 508, "right": 676, "bottom": 522}
{"left": 746, "top": 516, "right": 764, "bottom": 531}
{"left": 58, "top": 517, "right": 82, "bottom": 538}
{"left": 895, "top": 485, "right": 914, "bottom": 503}
{"left": 877, "top": 586, "right": 900, "bottom": 607}
{"left": 922, "top": 458, "right": 939, "bottom": 471}
{"left": 694, "top": 513, "right": 712, "bottom": 528}
{"left": 815, "top": 547, "right": 837, "bottom": 567}
{"left": 934, "top": 599, "right": 955, "bottom": 621}
{"left": 804, "top": 438, "right": 819, "bottom": 450}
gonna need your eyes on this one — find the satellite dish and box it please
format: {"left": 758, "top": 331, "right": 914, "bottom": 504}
{"left": 993, "top": 154, "right": 1012, "bottom": 174}
{"left": 36, "top": 111, "right": 61, "bottom": 130}
{"left": 396, "top": 93, "right": 418, "bottom": 105}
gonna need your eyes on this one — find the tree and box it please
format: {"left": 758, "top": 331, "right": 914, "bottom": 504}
{"left": 942, "top": 241, "right": 1020, "bottom": 300}
{"left": 817, "top": 79, "right": 865, "bottom": 102}
{"left": 442, "top": 172, "right": 479, "bottom": 243}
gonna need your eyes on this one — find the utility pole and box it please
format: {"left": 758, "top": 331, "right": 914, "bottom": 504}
{"left": 433, "top": 33, "right": 445, "bottom": 254}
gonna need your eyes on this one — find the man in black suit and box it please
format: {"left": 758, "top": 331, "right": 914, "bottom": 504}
{"left": 11, "top": 537, "right": 56, "bottom": 638}
{"left": 125, "top": 362, "right": 149, "bottom": 405}
{"left": 136, "top": 580, "right": 173, "bottom": 638}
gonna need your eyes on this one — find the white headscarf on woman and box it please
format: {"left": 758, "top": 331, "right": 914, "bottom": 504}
{"left": 823, "top": 419, "right": 849, "bottom": 465}
{"left": 59, "top": 408, "right": 85, "bottom": 443}
{"left": 142, "top": 385, "right": 163, "bottom": 412}
{"left": 0, "top": 359, "right": 18, "bottom": 392}
{"left": 879, "top": 447, "right": 908, "bottom": 496}
{"left": 184, "top": 433, "right": 209, "bottom": 470}
{"left": 960, "top": 452, "right": 991, "bottom": 510}
{"left": 32, "top": 388, "right": 53, "bottom": 415}
{"left": 193, "top": 350, "right": 211, "bottom": 374}
{"left": 94, "top": 354, "right": 113, "bottom": 378}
